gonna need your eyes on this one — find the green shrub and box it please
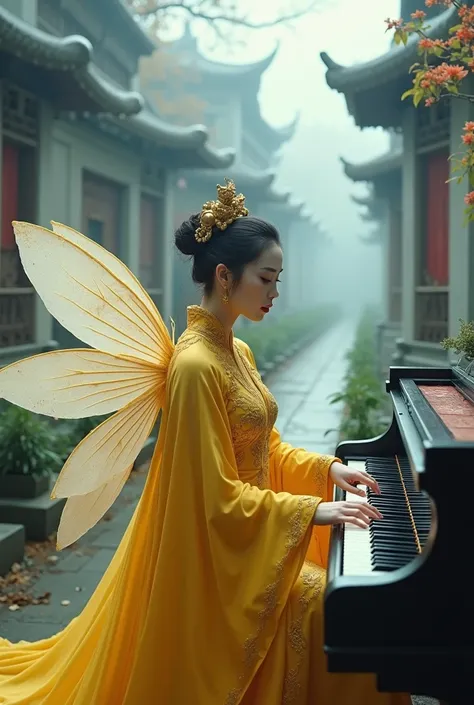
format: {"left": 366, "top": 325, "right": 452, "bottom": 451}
{"left": 329, "top": 309, "right": 386, "bottom": 441}
{"left": 236, "top": 305, "right": 339, "bottom": 369}
{"left": 442, "top": 319, "right": 474, "bottom": 360}
{"left": 0, "top": 406, "right": 64, "bottom": 478}
{"left": 52, "top": 415, "right": 107, "bottom": 468}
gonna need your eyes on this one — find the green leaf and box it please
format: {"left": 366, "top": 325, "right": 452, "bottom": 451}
{"left": 413, "top": 89, "right": 425, "bottom": 107}
{"left": 401, "top": 88, "right": 415, "bottom": 101}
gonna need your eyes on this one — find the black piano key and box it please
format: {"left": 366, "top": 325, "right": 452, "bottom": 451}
{"left": 354, "top": 456, "right": 432, "bottom": 573}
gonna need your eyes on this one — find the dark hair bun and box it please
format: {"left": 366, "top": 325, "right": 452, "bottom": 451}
{"left": 174, "top": 213, "right": 280, "bottom": 295}
{"left": 174, "top": 213, "right": 201, "bottom": 256}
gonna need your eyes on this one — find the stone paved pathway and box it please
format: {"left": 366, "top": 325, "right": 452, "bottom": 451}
{"left": 0, "top": 469, "right": 146, "bottom": 642}
{"left": 0, "top": 321, "right": 438, "bottom": 704}
{"left": 266, "top": 319, "right": 357, "bottom": 453}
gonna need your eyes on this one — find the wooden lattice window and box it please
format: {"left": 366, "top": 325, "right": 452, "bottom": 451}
{"left": 416, "top": 100, "right": 450, "bottom": 150}
{"left": 2, "top": 84, "right": 39, "bottom": 144}
{"left": 141, "top": 161, "right": 166, "bottom": 194}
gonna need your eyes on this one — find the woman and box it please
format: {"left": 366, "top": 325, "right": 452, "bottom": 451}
{"left": 0, "top": 180, "right": 410, "bottom": 704}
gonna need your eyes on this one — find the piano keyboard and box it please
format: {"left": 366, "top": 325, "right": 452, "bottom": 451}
{"left": 342, "top": 458, "right": 431, "bottom": 576}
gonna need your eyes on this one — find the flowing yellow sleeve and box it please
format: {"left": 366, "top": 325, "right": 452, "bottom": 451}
{"left": 268, "top": 427, "right": 336, "bottom": 500}
{"left": 156, "top": 344, "right": 320, "bottom": 697}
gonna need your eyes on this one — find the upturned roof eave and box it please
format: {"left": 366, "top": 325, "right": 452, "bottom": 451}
{"left": 321, "top": 5, "right": 456, "bottom": 94}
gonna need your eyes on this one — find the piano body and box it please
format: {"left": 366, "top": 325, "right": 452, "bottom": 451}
{"left": 325, "top": 366, "right": 474, "bottom": 703}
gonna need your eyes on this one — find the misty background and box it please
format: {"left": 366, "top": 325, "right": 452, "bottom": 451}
{"left": 159, "top": 0, "right": 400, "bottom": 315}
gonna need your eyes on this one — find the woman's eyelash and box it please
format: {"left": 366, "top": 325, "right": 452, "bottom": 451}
{"left": 261, "top": 277, "right": 281, "bottom": 284}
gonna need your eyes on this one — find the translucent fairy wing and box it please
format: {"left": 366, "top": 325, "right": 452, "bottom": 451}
{"left": 56, "top": 467, "right": 132, "bottom": 550}
{"left": 52, "top": 388, "right": 160, "bottom": 499}
{"left": 12, "top": 221, "right": 174, "bottom": 366}
{"left": 50, "top": 221, "right": 154, "bottom": 319}
{"left": 0, "top": 349, "right": 159, "bottom": 418}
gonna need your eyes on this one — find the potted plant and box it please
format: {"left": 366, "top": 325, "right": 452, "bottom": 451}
{"left": 441, "top": 319, "right": 474, "bottom": 378}
{"left": 0, "top": 405, "right": 64, "bottom": 499}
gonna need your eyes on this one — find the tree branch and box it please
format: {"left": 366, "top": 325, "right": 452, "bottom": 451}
{"left": 440, "top": 92, "right": 474, "bottom": 103}
{"left": 130, "top": 0, "right": 319, "bottom": 29}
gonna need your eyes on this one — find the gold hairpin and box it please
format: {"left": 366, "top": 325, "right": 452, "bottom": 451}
{"left": 195, "top": 178, "right": 249, "bottom": 244}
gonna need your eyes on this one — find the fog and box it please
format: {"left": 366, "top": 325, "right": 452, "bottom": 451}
{"left": 156, "top": 0, "right": 400, "bottom": 318}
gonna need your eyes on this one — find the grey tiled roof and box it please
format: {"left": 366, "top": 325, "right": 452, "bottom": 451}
{"left": 341, "top": 150, "right": 402, "bottom": 182}
{"left": 0, "top": 5, "right": 143, "bottom": 116}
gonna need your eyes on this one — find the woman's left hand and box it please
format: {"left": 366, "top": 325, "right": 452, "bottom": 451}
{"left": 329, "top": 461, "right": 381, "bottom": 497}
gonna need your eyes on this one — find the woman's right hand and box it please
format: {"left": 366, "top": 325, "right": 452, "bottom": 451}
{"left": 313, "top": 500, "right": 382, "bottom": 529}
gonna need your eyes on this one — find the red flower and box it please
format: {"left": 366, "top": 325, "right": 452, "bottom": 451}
{"left": 419, "top": 38, "right": 435, "bottom": 50}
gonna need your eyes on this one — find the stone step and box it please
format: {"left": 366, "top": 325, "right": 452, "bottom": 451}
{"left": 0, "top": 493, "right": 65, "bottom": 541}
{"left": 0, "top": 523, "right": 25, "bottom": 575}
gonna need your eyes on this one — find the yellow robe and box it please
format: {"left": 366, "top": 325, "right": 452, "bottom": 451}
{"left": 0, "top": 306, "right": 410, "bottom": 705}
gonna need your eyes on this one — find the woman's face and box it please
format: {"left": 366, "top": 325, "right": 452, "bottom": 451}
{"left": 228, "top": 242, "right": 283, "bottom": 322}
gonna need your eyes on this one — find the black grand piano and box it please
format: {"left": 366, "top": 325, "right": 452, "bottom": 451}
{"left": 325, "top": 366, "right": 474, "bottom": 703}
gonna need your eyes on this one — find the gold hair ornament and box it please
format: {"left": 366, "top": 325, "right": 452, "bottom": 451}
{"left": 195, "top": 178, "right": 249, "bottom": 244}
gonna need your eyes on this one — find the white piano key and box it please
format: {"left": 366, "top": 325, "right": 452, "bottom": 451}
{"left": 342, "top": 460, "right": 374, "bottom": 576}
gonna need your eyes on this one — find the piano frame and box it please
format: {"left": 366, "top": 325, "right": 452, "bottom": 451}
{"left": 324, "top": 366, "right": 474, "bottom": 702}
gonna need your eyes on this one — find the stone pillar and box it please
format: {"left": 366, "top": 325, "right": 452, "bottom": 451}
{"left": 162, "top": 171, "right": 175, "bottom": 325}
{"left": 124, "top": 181, "right": 140, "bottom": 276}
{"left": 35, "top": 102, "right": 54, "bottom": 345}
{"left": 400, "top": 108, "right": 419, "bottom": 342}
{"left": 448, "top": 87, "right": 474, "bottom": 338}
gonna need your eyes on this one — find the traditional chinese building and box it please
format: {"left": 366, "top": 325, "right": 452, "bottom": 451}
{"left": 321, "top": 1, "right": 466, "bottom": 371}
{"left": 0, "top": 0, "right": 234, "bottom": 361}
{"left": 142, "top": 26, "right": 308, "bottom": 332}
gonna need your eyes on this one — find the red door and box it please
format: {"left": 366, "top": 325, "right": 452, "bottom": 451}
{"left": 424, "top": 151, "right": 449, "bottom": 285}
